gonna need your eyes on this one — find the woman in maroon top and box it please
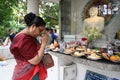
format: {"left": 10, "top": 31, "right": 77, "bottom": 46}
{"left": 10, "top": 12, "right": 49, "bottom": 80}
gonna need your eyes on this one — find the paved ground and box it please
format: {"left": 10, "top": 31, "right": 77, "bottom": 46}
{"left": 0, "top": 59, "right": 16, "bottom": 80}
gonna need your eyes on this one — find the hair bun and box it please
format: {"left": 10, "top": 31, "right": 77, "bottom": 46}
{"left": 24, "top": 12, "right": 36, "bottom": 26}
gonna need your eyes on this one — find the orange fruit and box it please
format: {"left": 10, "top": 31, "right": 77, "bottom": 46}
{"left": 110, "top": 55, "right": 118, "bottom": 61}
{"left": 54, "top": 42, "right": 59, "bottom": 47}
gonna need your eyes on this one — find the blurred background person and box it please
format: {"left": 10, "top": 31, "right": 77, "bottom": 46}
{"left": 0, "top": 29, "right": 16, "bottom": 46}
{"left": 53, "top": 29, "right": 60, "bottom": 41}
{"left": 8, "top": 28, "right": 16, "bottom": 42}
{"left": 49, "top": 28, "right": 57, "bottom": 43}
{"left": 45, "top": 28, "right": 52, "bottom": 45}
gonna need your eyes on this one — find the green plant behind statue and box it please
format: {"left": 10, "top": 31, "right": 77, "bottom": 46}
{"left": 81, "top": 27, "right": 102, "bottom": 43}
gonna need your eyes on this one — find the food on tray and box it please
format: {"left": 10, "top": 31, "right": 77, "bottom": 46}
{"left": 110, "top": 55, "right": 120, "bottom": 63}
{"left": 93, "top": 49, "right": 100, "bottom": 53}
{"left": 74, "top": 51, "right": 79, "bottom": 55}
{"left": 87, "top": 48, "right": 93, "bottom": 52}
{"left": 52, "top": 47, "right": 60, "bottom": 51}
{"left": 72, "top": 51, "right": 85, "bottom": 57}
{"left": 84, "top": 48, "right": 94, "bottom": 54}
{"left": 85, "top": 48, "right": 101, "bottom": 55}
{"left": 53, "top": 41, "right": 59, "bottom": 48}
{"left": 110, "top": 55, "right": 120, "bottom": 61}
{"left": 101, "top": 53, "right": 109, "bottom": 60}
{"left": 48, "top": 44, "right": 55, "bottom": 49}
{"left": 114, "top": 52, "right": 120, "bottom": 56}
{"left": 102, "top": 52, "right": 120, "bottom": 63}
{"left": 87, "top": 53, "right": 102, "bottom": 60}
{"left": 64, "top": 47, "right": 75, "bottom": 54}
{"left": 75, "top": 46, "right": 86, "bottom": 52}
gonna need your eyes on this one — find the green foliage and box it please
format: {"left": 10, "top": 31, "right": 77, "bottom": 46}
{"left": 0, "top": 0, "right": 19, "bottom": 25}
{"left": 0, "top": 0, "right": 26, "bottom": 37}
{"left": 0, "top": 25, "right": 8, "bottom": 38}
{"left": 0, "top": 0, "right": 59, "bottom": 38}
{"left": 39, "top": 2, "right": 59, "bottom": 28}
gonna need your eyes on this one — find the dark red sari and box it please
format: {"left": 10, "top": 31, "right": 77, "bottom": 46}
{"left": 10, "top": 33, "right": 47, "bottom": 80}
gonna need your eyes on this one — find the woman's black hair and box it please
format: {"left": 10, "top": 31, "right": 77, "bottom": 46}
{"left": 24, "top": 12, "right": 46, "bottom": 27}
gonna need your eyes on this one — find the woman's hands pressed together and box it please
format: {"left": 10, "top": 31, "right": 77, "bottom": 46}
{"left": 40, "top": 30, "right": 49, "bottom": 47}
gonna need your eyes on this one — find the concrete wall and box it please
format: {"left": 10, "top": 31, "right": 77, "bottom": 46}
{"left": 50, "top": 52, "right": 120, "bottom": 80}
{"left": 0, "top": 46, "right": 13, "bottom": 59}
{"left": 71, "top": 0, "right": 89, "bottom": 34}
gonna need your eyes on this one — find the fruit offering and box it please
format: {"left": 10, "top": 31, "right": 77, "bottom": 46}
{"left": 110, "top": 55, "right": 120, "bottom": 62}
{"left": 102, "top": 52, "right": 120, "bottom": 63}
{"left": 54, "top": 41, "right": 59, "bottom": 48}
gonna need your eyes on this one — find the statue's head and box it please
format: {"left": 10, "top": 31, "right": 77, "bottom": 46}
{"left": 89, "top": 7, "right": 98, "bottom": 17}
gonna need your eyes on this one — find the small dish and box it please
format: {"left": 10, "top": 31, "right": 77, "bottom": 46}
{"left": 110, "top": 60, "right": 120, "bottom": 63}
{"left": 71, "top": 51, "right": 85, "bottom": 57}
{"left": 87, "top": 56, "right": 102, "bottom": 60}
{"left": 64, "top": 50, "right": 75, "bottom": 54}
{"left": 86, "top": 53, "right": 102, "bottom": 60}
{"left": 52, "top": 47, "right": 60, "bottom": 52}
{"left": 114, "top": 52, "right": 120, "bottom": 56}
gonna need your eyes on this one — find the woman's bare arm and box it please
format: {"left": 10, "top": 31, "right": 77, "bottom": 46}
{"left": 28, "top": 31, "right": 49, "bottom": 65}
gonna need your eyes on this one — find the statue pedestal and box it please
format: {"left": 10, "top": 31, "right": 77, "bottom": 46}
{"left": 89, "top": 34, "right": 108, "bottom": 48}
{"left": 91, "top": 40, "right": 108, "bottom": 48}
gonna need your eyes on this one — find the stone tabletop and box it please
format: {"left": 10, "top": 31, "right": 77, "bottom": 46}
{"left": 50, "top": 51, "right": 120, "bottom": 72}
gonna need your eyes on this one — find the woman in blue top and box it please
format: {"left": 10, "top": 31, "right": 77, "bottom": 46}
{"left": 49, "top": 28, "right": 57, "bottom": 43}
{"left": 8, "top": 29, "right": 16, "bottom": 42}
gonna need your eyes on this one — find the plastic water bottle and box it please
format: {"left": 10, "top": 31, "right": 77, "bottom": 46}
{"left": 107, "top": 42, "right": 113, "bottom": 56}
{"left": 59, "top": 41, "right": 65, "bottom": 53}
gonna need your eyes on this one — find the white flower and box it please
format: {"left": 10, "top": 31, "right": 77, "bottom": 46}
{"left": 81, "top": 27, "right": 102, "bottom": 42}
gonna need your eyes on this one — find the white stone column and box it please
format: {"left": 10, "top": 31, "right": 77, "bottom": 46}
{"left": 27, "top": 0, "right": 39, "bottom": 15}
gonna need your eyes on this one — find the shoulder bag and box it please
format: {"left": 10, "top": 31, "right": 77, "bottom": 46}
{"left": 42, "top": 53, "right": 54, "bottom": 69}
